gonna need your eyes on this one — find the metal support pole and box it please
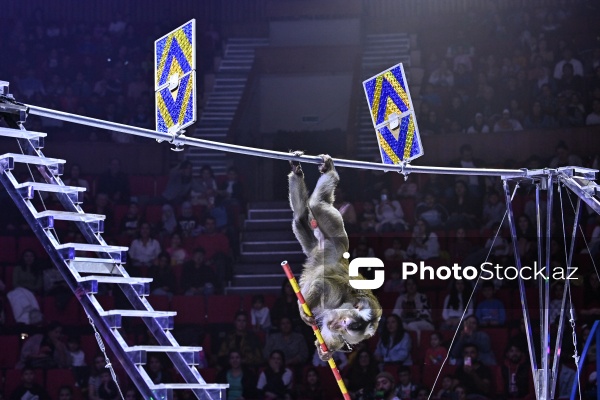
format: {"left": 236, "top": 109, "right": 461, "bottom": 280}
{"left": 536, "top": 184, "right": 544, "bottom": 374}
{"left": 504, "top": 180, "right": 539, "bottom": 381}
{"left": 541, "top": 175, "right": 554, "bottom": 400}
{"left": 550, "top": 196, "right": 581, "bottom": 398}
{"left": 25, "top": 104, "right": 528, "bottom": 177}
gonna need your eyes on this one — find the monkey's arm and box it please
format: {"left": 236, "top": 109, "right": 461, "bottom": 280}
{"left": 288, "top": 153, "right": 318, "bottom": 255}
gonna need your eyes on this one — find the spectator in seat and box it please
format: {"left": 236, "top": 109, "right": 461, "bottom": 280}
{"left": 146, "top": 354, "right": 172, "bottom": 384}
{"left": 88, "top": 355, "right": 106, "bottom": 400}
{"left": 250, "top": 294, "right": 271, "bottom": 333}
{"left": 373, "top": 371, "right": 400, "bottom": 400}
{"left": 196, "top": 216, "right": 232, "bottom": 263}
{"left": 16, "top": 321, "right": 71, "bottom": 369}
{"left": 181, "top": 247, "right": 220, "bottom": 295}
{"left": 263, "top": 316, "right": 308, "bottom": 368}
{"left": 553, "top": 48, "right": 584, "bottom": 80}
{"left": 256, "top": 350, "right": 293, "bottom": 400}
{"left": 441, "top": 279, "right": 474, "bottom": 330}
{"left": 334, "top": 186, "right": 358, "bottom": 234}
{"left": 217, "top": 166, "right": 246, "bottom": 209}
{"left": 216, "top": 350, "right": 259, "bottom": 400}
{"left": 9, "top": 367, "right": 50, "bottom": 400}
{"left": 358, "top": 200, "right": 377, "bottom": 232}
{"left": 374, "top": 314, "right": 412, "bottom": 366}
{"left": 384, "top": 239, "right": 406, "bottom": 264}
{"left": 501, "top": 344, "right": 529, "bottom": 398}
{"left": 165, "top": 232, "right": 189, "bottom": 267}
{"left": 453, "top": 344, "right": 492, "bottom": 399}
{"left": 119, "top": 201, "right": 142, "bottom": 241}
{"left": 177, "top": 201, "right": 202, "bottom": 238}
{"left": 97, "top": 158, "right": 130, "bottom": 205}
{"left": 404, "top": 219, "right": 440, "bottom": 261}
{"left": 128, "top": 222, "right": 161, "bottom": 269}
{"left": 148, "top": 252, "right": 176, "bottom": 299}
{"left": 447, "top": 227, "right": 475, "bottom": 264}
{"left": 549, "top": 141, "right": 583, "bottom": 168}
{"left": 312, "top": 347, "right": 348, "bottom": 370}
{"left": 297, "top": 367, "right": 324, "bottom": 400}
{"left": 450, "top": 316, "right": 496, "bottom": 366}
{"left": 97, "top": 370, "right": 120, "bottom": 400}
{"left": 190, "top": 165, "right": 217, "bottom": 207}
{"left": 375, "top": 189, "right": 408, "bottom": 232}
{"left": 493, "top": 109, "right": 523, "bottom": 132}
{"left": 343, "top": 349, "right": 380, "bottom": 398}
{"left": 586, "top": 99, "right": 600, "bottom": 126}
{"left": 58, "top": 385, "right": 74, "bottom": 400}
{"left": 67, "top": 335, "right": 89, "bottom": 388}
{"left": 481, "top": 190, "right": 506, "bottom": 231}
{"left": 271, "top": 280, "right": 303, "bottom": 330}
{"left": 424, "top": 332, "right": 447, "bottom": 366}
{"left": 446, "top": 180, "right": 479, "bottom": 230}
{"left": 62, "top": 163, "right": 91, "bottom": 202}
{"left": 162, "top": 160, "right": 194, "bottom": 205}
{"left": 88, "top": 193, "right": 114, "bottom": 234}
{"left": 218, "top": 312, "right": 263, "bottom": 369}
{"left": 396, "top": 366, "right": 418, "bottom": 400}
{"left": 157, "top": 204, "right": 178, "bottom": 239}
{"left": 392, "top": 277, "right": 434, "bottom": 342}
{"left": 475, "top": 282, "right": 506, "bottom": 327}
{"left": 415, "top": 192, "right": 448, "bottom": 229}
{"left": 523, "top": 101, "right": 558, "bottom": 130}
{"left": 13, "top": 249, "right": 43, "bottom": 295}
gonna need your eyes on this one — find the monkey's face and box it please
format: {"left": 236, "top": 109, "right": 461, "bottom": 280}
{"left": 319, "top": 297, "right": 381, "bottom": 353}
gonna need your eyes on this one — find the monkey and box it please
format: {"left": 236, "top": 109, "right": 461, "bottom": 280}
{"left": 287, "top": 151, "right": 382, "bottom": 360}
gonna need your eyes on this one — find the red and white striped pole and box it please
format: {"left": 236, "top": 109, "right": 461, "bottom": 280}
{"left": 281, "top": 261, "right": 351, "bottom": 400}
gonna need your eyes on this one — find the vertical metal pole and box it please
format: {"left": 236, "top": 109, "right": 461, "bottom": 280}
{"left": 503, "top": 180, "right": 538, "bottom": 379}
{"left": 597, "top": 325, "right": 600, "bottom": 400}
{"left": 542, "top": 174, "right": 554, "bottom": 400}
{"left": 550, "top": 196, "right": 581, "bottom": 398}
{"left": 536, "top": 184, "right": 544, "bottom": 366}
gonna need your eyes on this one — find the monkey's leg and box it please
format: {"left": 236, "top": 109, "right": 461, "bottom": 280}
{"left": 288, "top": 152, "right": 318, "bottom": 256}
{"left": 308, "top": 155, "right": 349, "bottom": 256}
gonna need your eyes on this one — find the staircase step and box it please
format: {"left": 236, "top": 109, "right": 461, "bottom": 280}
{"left": 100, "top": 310, "right": 175, "bottom": 330}
{"left": 235, "top": 262, "right": 302, "bottom": 275}
{"left": 36, "top": 210, "right": 105, "bottom": 233}
{"left": 244, "top": 219, "right": 291, "bottom": 231}
{"left": 247, "top": 209, "right": 292, "bottom": 220}
{"left": 238, "top": 252, "right": 304, "bottom": 264}
{"left": 233, "top": 273, "right": 289, "bottom": 287}
{"left": 56, "top": 243, "right": 128, "bottom": 262}
{"left": 242, "top": 241, "right": 301, "bottom": 253}
{"left": 242, "top": 230, "right": 296, "bottom": 241}
{"left": 15, "top": 181, "right": 85, "bottom": 203}
{"left": 149, "top": 383, "right": 228, "bottom": 390}
{"left": 126, "top": 345, "right": 203, "bottom": 366}
{"left": 0, "top": 126, "right": 46, "bottom": 139}
{"left": 79, "top": 276, "right": 153, "bottom": 284}
{"left": 70, "top": 258, "right": 123, "bottom": 274}
{"left": 0, "top": 153, "right": 65, "bottom": 175}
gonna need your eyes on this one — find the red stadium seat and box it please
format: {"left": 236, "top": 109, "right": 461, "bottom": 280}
{"left": 0, "top": 236, "right": 18, "bottom": 264}
{"left": 41, "top": 296, "right": 82, "bottom": 326}
{"left": 144, "top": 205, "right": 163, "bottom": 225}
{"left": 45, "top": 369, "right": 78, "bottom": 400}
{"left": 192, "top": 234, "right": 230, "bottom": 260}
{"left": 0, "top": 335, "right": 20, "bottom": 368}
{"left": 129, "top": 175, "right": 156, "bottom": 197}
{"left": 4, "top": 369, "right": 44, "bottom": 398}
{"left": 147, "top": 295, "right": 170, "bottom": 311}
{"left": 172, "top": 295, "right": 206, "bottom": 325}
{"left": 206, "top": 295, "right": 243, "bottom": 323}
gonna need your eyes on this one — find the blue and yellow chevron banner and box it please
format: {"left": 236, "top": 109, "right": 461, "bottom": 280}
{"left": 363, "top": 63, "right": 423, "bottom": 164}
{"left": 154, "top": 20, "right": 196, "bottom": 133}
{"left": 156, "top": 72, "right": 196, "bottom": 134}
{"left": 155, "top": 20, "right": 195, "bottom": 90}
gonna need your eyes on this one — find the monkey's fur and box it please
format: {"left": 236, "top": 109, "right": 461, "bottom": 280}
{"left": 288, "top": 152, "right": 382, "bottom": 360}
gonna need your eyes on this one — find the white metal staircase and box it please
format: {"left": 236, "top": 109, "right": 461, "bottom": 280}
{"left": 227, "top": 201, "right": 304, "bottom": 295}
{"left": 357, "top": 33, "right": 412, "bottom": 160}
{"left": 186, "top": 38, "right": 269, "bottom": 175}
{"left": 0, "top": 82, "right": 226, "bottom": 400}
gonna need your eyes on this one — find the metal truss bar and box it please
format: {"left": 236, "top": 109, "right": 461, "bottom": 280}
{"left": 26, "top": 104, "right": 528, "bottom": 177}
{"left": 550, "top": 197, "right": 581, "bottom": 398}
{"left": 503, "top": 180, "right": 539, "bottom": 379}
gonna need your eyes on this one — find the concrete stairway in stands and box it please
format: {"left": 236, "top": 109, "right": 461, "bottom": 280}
{"left": 186, "top": 38, "right": 269, "bottom": 175}
{"left": 357, "top": 33, "right": 412, "bottom": 161}
{"left": 227, "top": 201, "right": 305, "bottom": 294}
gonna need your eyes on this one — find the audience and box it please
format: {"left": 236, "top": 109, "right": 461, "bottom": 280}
{"left": 374, "top": 314, "right": 413, "bottom": 366}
